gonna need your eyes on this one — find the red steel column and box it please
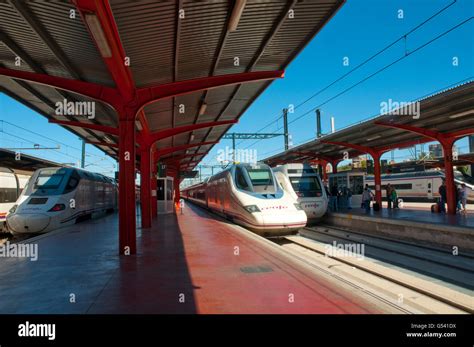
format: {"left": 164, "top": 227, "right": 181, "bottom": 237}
{"left": 118, "top": 116, "right": 137, "bottom": 255}
{"left": 372, "top": 152, "right": 382, "bottom": 206}
{"left": 322, "top": 160, "right": 328, "bottom": 182}
{"left": 174, "top": 172, "right": 181, "bottom": 205}
{"left": 151, "top": 150, "right": 158, "bottom": 218}
{"left": 441, "top": 138, "right": 457, "bottom": 215}
{"left": 140, "top": 145, "right": 152, "bottom": 228}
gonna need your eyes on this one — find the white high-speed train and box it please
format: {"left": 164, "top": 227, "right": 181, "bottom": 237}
{"left": 272, "top": 163, "right": 328, "bottom": 222}
{"left": 0, "top": 167, "right": 30, "bottom": 229}
{"left": 366, "top": 169, "right": 474, "bottom": 203}
{"left": 181, "top": 163, "right": 307, "bottom": 236}
{"left": 7, "top": 167, "right": 117, "bottom": 234}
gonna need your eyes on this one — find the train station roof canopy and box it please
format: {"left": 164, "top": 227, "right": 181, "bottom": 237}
{"left": 0, "top": 0, "right": 345, "bottom": 170}
{"left": 264, "top": 81, "right": 474, "bottom": 166}
{"left": 0, "top": 148, "right": 62, "bottom": 172}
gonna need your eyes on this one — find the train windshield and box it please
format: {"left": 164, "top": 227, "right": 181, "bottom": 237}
{"left": 247, "top": 169, "right": 273, "bottom": 186}
{"left": 35, "top": 169, "right": 66, "bottom": 190}
{"left": 290, "top": 176, "right": 322, "bottom": 197}
{"left": 239, "top": 165, "right": 276, "bottom": 193}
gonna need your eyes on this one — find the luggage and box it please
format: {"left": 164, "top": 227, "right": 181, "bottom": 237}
{"left": 431, "top": 204, "right": 439, "bottom": 213}
{"left": 372, "top": 202, "right": 380, "bottom": 211}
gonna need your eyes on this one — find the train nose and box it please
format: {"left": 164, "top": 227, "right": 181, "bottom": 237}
{"left": 262, "top": 211, "right": 307, "bottom": 228}
{"left": 7, "top": 214, "right": 51, "bottom": 234}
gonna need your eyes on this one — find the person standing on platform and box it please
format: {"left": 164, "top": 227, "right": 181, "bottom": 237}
{"left": 438, "top": 179, "right": 447, "bottom": 213}
{"left": 456, "top": 185, "right": 462, "bottom": 213}
{"left": 391, "top": 186, "right": 399, "bottom": 209}
{"left": 461, "top": 183, "right": 469, "bottom": 215}
{"left": 330, "top": 183, "right": 339, "bottom": 212}
{"left": 362, "top": 184, "right": 374, "bottom": 213}
{"left": 386, "top": 184, "right": 393, "bottom": 209}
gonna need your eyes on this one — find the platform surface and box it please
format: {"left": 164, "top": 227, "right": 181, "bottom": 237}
{"left": 0, "top": 205, "right": 385, "bottom": 314}
{"left": 336, "top": 206, "right": 474, "bottom": 229}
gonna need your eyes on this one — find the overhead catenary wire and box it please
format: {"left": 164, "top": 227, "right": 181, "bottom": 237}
{"left": 243, "top": 16, "right": 473, "bottom": 152}
{"left": 238, "top": 0, "right": 460, "bottom": 149}
{"left": 0, "top": 129, "right": 115, "bottom": 172}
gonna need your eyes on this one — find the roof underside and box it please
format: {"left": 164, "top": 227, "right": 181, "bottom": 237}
{"left": 0, "top": 0, "right": 344, "bottom": 170}
{"left": 264, "top": 81, "right": 474, "bottom": 165}
{"left": 0, "top": 148, "right": 61, "bottom": 172}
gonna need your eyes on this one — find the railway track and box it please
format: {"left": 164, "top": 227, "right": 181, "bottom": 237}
{"left": 273, "top": 226, "right": 474, "bottom": 314}
{"left": 301, "top": 225, "right": 474, "bottom": 288}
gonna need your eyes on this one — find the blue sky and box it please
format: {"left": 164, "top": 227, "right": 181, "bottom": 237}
{"left": 0, "top": 0, "right": 473, "bottom": 178}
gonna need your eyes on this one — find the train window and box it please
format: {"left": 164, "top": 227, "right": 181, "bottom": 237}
{"left": 0, "top": 188, "right": 18, "bottom": 203}
{"left": 64, "top": 171, "right": 81, "bottom": 194}
{"left": 247, "top": 168, "right": 273, "bottom": 187}
{"left": 35, "top": 171, "right": 65, "bottom": 190}
{"left": 235, "top": 167, "right": 250, "bottom": 191}
{"left": 290, "top": 176, "right": 322, "bottom": 197}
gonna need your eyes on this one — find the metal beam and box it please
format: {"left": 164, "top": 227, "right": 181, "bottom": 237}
{"left": 49, "top": 119, "right": 119, "bottom": 136}
{"left": 222, "top": 132, "right": 283, "bottom": 140}
{"left": 148, "top": 120, "right": 237, "bottom": 145}
{"left": 73, "top": 0, "right": 135, "bottom": 98}
{"left": 0, "top": 67, "right": 119, "bottom": 107}
{"left": 86, "top": 141, "right": 119, "bottom": 148}
{"left": 136, "top": 70, "right": 284, "bottom": 111}
{"left": 73, "top": 0, "right": 150, "bottom": 133}
{"left": 0, "top": 34, "right": 116, "bottom": 144}
{"left": 155, "top": 141, "right": 218, "bottom": 158}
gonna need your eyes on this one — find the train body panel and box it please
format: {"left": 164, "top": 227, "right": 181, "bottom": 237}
{"left": 0, "top": 168, "right": 30, "bottom": 227}
{"left": 273, "top": 163, "right": 328, "bottom": 222}
{"left": 182, "top": 163, "right": 307, "bottom": 236}
{"left": 365, "top": 170, "right": 474, "bottom": 203}
{"left": 7, "top": 167, "right": 117, "bottom": 234}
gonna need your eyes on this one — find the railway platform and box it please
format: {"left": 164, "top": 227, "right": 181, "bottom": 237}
{"left": 325, "top": 207, "right": 474, "bottom": 253}
{"left": 0, "top": 205, "right": 388, "bottom": 314}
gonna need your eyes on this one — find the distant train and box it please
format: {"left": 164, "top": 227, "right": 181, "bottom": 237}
{"left": 365, "top": 169, "right": 474, "bottom": 203}
{"left": 181, "top": 163, "right": 307, "bottom": 236}
{"left": 0, "top": 167, "right": 30, "bottom": 229}
{"left": 7, "top": 167, "right": 117, "bottom": 234}
{"left": 272, "top": 163, "right": 328, "bottom": 222}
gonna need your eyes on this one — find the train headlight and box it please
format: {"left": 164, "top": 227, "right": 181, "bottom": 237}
{"left": 244, "top": 205, "right": 261, "bottom": 213}
{"left": 294, "top": 203, "right": 303, "bottom": 210}
{"left": 49, "top": 204, "right": 66, "bottom": 212}
{"left": 9, "top": 205, "right": 18, "bottom": 214}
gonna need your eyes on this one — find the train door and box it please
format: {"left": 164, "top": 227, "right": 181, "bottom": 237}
{"left": 157, "top": 177, "right": 174, "bottom": 214}
{"left": 427, "top": 178, "right": 433, "bottom": 200}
